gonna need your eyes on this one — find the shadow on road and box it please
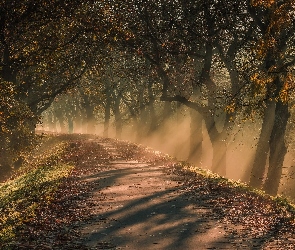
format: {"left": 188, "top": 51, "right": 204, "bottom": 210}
{"left": 77, "top": 158, "right": 263, "bottom": 250}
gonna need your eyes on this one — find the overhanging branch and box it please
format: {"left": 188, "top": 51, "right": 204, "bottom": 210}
{"left": 160, "top": 94, "right": 205, "bottom": 114}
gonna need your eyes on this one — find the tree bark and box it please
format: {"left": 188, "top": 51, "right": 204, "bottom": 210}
{"left": 103, "top": 93, "right": 111, "bottom": 138}
{"left": 249, "top": 100, "right": 276, "bottom": 188}
{"left": 188, "top": 108, "right": 203, "bottom": 166}
{"left": 86, "top": 107, "right": 96, "bottom": 134}
{"left": 163, "top": 101, "right": 173, "bottom": 120}
{"left": 113, "top": 95, "right": 122, "bottom": 139}
{"left": 147, "top": 81, "right": 158, "bottom": 134}
{"left": 57, "top": 115, "right": 66, "bottom": 133}
{"left": 203, "top": 112, "right": 227, "bottom": 176}
{"left": 135, "top": 88, "right": 148, "bottom": 141}
{"left": 67, "top": 115, "right": 74, "bottom": 134}
{"left": 263, "top": 101, "right": 290, "bottom": 195}
{"left": 212, "top": 139, "right": 227, "bottom": 176}
{"left": 53, "top": 106, "right": 67, "bottom": 133}
{"left": 79, "top": 93, "right": 96, "bottom": 134}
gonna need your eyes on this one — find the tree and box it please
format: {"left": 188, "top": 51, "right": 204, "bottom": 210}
{"left": 0, "top": 0, "right": 104, "bottom": 172}
{"left": 0, "top": 80, "right": 37, "bottom": 176}
{"left": 247, "top": 0, "right": 295, "bottom": 195}
{"left": 101, "top": 0, "right": 256, "bottom": 176}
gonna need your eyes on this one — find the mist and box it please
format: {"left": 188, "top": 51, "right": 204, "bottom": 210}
{"left": 38, "top": 104, "right": 295, "bottom": 195}
{"left": 38, "top": 93, "right": 295, "bottom": 203}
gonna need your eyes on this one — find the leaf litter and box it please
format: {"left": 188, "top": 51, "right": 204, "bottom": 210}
{"left": 1, "top": 133, "right": 295, "bottom": 249}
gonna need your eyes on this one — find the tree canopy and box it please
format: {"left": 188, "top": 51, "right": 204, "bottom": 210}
{"left": 1, "top": 0, "right": 295, "bottom": 196}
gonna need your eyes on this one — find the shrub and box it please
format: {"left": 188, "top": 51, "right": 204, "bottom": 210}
{"left": 0, "top": 80, "right": 39, "bottom": 179}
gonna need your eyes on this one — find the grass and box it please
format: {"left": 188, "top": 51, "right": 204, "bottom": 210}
{"left": 178, "top": 161, "right": 295, "bottom": 215}
{"left": 0, "top": 137, "right": 74, "bottom": 245}
{"left": 2, "top": 133, "right": 295, "bottom": 246}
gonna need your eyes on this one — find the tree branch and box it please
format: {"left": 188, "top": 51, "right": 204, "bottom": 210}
{"left": 160, "top": 94, "right": 205, "bottom": 114}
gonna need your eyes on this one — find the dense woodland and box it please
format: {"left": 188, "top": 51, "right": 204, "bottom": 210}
{"left": 1, "top": 0, "right": 295, "bottom": 198}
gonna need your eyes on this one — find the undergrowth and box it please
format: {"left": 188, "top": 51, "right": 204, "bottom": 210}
{"left": 0, "top": 136, "right": 74, "bottom": 247}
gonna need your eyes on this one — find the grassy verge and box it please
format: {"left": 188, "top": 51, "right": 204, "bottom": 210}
{"left": 177, "top": 162, "right": 295, "bottom": 215}
{"left": 0, "top": 139, "right": 74, "bottom": 246}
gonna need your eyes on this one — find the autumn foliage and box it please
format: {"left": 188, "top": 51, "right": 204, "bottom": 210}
{"left": 0, "top": 80, "right": 38, "bottom": 173}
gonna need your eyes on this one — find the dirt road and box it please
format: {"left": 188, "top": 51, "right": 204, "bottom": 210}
{"left": 70, "top": 137, "right": 295, "bottom": 249}
{"left": 11, "top": 135, "right": 295, "bottom": 249}
{"left": 80, "top": 141, "right": 237, "bottom": 249}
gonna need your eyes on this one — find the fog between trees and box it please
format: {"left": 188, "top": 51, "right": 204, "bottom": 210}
{"left": 1, "top": 0, "right": 295, "bottom": 199}
{"left": 39, "top": 82, "right": 295, "bottom": 200}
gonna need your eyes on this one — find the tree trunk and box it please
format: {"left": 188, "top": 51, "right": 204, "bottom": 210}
{"left": 263, "top": 102, "right": 290, "bottom": 195}
{"left": 58, "top": 116, "right": 67, "bottom": 133}
{"left": 67, "top": 115, "right": 74, "bottom": 134}
{"left": 73, "top": 113, "right": 82, "bottom": 133}
{"left": 114, "top": 95, "right": 122, "bottom": 139}
{"left": 204, "top": 116, "right": 228, "bottom": 176}
{"left": 47, "top": 111, "right": 57, "bottom": 132}
{"left": 249, "top": 100, "right": 276, "bottom": 188}
{"left": 203, "top": 104, "right": 228, "bottom": 176}
{"left": 147, "top": 81, "right": 158, "bottom": 134}
{"left": 163, "top": 101, "right": 173, "bottom": 120}
{"left": 104, "top": 95, "right": 111, "bottom": 138}
{"left": 55, "top": 113, "right": 66, "bottom": 133}
{"left": 136, "top": 83, "right": 153, "bottom": 141}
{"left": 86, "top": 107, "right": 96, "bottom": 134}
{"left": 212, "top": 139, "right": 227, "bottom": 176}
{"left": 80, "top": 94, "right": 96, "bottom": 134}
{"left": 188, "top": 108, "right": 203, "bottom": 166}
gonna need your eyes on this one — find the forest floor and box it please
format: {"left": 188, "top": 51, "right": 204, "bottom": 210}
{"left": 2, "top": 133, "right": 295, "bottom": 249}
